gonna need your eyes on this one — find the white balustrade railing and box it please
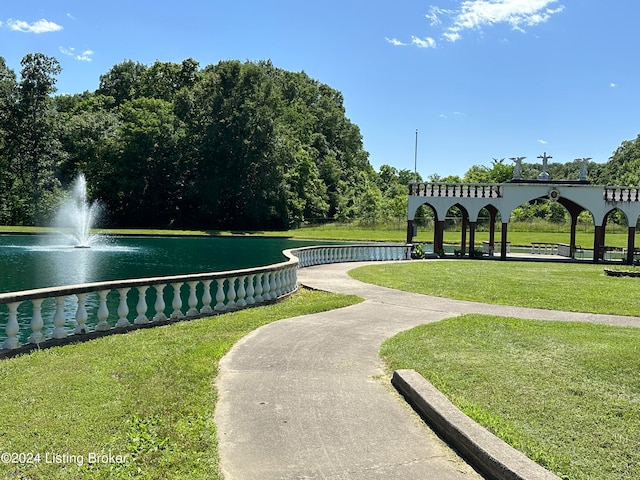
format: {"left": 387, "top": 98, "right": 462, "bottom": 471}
{"left": 0, "top": 243, "right": 410, "bottom": 353}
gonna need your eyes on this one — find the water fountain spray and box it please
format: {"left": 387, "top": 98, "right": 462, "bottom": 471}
{"left": 55, "top": 173, "right": 101, "bottom": 248}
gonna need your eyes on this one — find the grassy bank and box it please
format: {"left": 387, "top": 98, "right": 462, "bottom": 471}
{"left": 351, "top": 260, "right": 640, "bottom": 478}
{"left": 382, "top": 315, "right": 640, "bottom": 479}
{"left": 349, "top": 260, "right": 640, "bottom": 316}
{"left": 0, "top": 289, "right": 361, "bottom": 479}
{"left": 1, "top": 223, "right": 637, "bottom": 248}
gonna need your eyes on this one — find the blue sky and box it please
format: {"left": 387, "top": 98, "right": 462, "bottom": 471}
{"left": 2, "top": 1, "right": 639, "bottom": 178}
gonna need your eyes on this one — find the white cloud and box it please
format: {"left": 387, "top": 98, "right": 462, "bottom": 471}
{"left": 411, "top": 36, "right": 437, "bottom": 48}
{"left": 609, "top": 82, "right": 616, "bottom": 88}
{"left": 385, "top": 37, "right": 407, "bottom": 46}
{"left": 7, "top": 18, "right": 62, "bottom": 33}
{"left": 426, "top": 6, "right": 455, "bottom": 26}
{"left": 427, "top": 0, "right": 565, "bottom": 43}
{"left": 538, "top": 139, "right": 548, "bottom": 144}
{"left": 60, "top": 46, "right": 94, "bottom": 62}
{"left": 440, "top": 111, "right": 465, "bottom": 120}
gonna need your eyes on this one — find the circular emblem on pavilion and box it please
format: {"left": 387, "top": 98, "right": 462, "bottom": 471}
{"left": 549, "top": 188, "right": 560, "bottom": 201}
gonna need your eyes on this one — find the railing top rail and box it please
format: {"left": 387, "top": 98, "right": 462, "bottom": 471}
{"left": 408, "top": 182, "right": 502, "bottom": 187}
{"left": 0, "top": 254, "right": 300, "bottom": 304}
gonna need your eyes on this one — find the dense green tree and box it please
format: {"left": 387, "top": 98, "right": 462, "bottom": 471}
{"left": 183, "top": 60, "right": 284, "bottom": 229}
{"left": 0, "top": 59, "right": 18, "bottom": 223}
{"left": 11, "top": 53, "right": 63, "bottom": 224}
{"left": 463, "top": 158, "right": 513, "bottom": 183}
{"left": 101, "top": 97, "right": 186, "bottom": 227}
{"left": 598, "top": 134, "right": 640, "bottom": 186}
{"left": 96, "top": 60, "right": 147, "bottom": 105}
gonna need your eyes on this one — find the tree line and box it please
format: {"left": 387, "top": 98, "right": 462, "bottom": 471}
{"left": 0, "top": 53, "right": 638, "bottom": 230}
{"left": 0, "top": 54, "right": 412, "bottom": 229}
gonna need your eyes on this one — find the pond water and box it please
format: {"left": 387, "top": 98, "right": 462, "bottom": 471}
{"left": 0, "top": 234, "right": 333, "bottom": 293}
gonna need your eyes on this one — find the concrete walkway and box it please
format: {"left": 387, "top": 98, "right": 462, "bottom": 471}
{"left": 214, "top": 262, "right": 640, "bottom": 480}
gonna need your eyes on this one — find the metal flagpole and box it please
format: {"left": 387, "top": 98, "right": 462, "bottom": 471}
{"left": 414, "top": 129, "right": 418, "bottom": 182}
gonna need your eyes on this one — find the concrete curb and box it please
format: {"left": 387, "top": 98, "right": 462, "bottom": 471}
{"left": 392, "top": 369, "right": 561, "bottom": 480}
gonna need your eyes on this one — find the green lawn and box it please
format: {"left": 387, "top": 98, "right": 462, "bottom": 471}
{"left": 382, "top": 315, "right": 640, "bottom": 480}
{"left": 0, "top": 289, "right": 361, "bottom": 480}
{"left": 351, "top": 260, "right": 640, "bottom": 479}
{"left": 349, "top": 260, "right": 640, "bottom": 316}
{"left": 1, "top": 223, "right": 636, "bottom": 249}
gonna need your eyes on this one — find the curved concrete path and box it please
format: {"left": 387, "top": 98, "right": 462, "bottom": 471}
{"left": 215, "top": 262, "right": 640, "bottom": 479}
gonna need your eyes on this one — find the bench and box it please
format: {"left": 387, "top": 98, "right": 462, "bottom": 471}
{"left": 531, "top": 242, "right": 558, "bottom": 255}
{"left": 482, "top": 241, "right": 511, "bottom": 256}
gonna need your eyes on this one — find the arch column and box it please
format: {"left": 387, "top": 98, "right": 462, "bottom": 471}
{"left": 468, "top": 222, "right": 477, "bottom": 258}
{"left": 500, "top": 222, "right": 509, "bottom": 260}
{"left": 565, "top": 205, "right": 581, "bottom": 259}
{"left": 406, "top": 219, "right": 414, "bottom": 244}
{"left": 593, "top": 225, "right": 605, "bottom": 262}
{"left": 481, "top": 205, "right": 499, "bottom": 255}
{"left": 461, "top": 213, "right": 468, "bottom": 254}
{"left": 434, "top": 219, "right": 445, "bottom": 254}
{"left": 627, "top": 226, "right": 636, "bottom": 265}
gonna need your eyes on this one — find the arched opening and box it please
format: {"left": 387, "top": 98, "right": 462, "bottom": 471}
{"left": 597, "top": 208, "right": 631, "bottom": 263}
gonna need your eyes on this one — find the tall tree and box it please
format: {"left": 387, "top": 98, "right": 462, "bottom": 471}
{"left": 0, "top": 58, "right": 18, "bottom": 223}
{"left": 184, "top": 60, "right": 285, "bottom": 229}
{"left": 12, "top": 53, "right": 62, "bottom": 224}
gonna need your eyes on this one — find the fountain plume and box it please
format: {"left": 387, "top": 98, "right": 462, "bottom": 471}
{"left": 55, "top": 173, "right": 101, "bottom": 248}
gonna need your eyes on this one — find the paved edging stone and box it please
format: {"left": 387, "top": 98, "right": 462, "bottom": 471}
{"left": 392, "top": 369, "right": 561, "bottom": 480}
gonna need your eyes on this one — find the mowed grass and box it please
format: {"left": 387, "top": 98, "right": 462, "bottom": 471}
{"left": 349, "top": 260, "right": 640, "bottom": 316}
{"left": 351, "top": 260, "right": 640, "bottom": 479}
{"left": 381, "top": 315, "right": 640, "bottom": 479}
{"left": 0, "top": 289, "right": 361, "bottom": 480}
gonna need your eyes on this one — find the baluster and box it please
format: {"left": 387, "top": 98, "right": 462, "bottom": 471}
{"left": 281, "top": 269, "right": 290, "bottom": 294}
{"left": 262, "top": 272, "right": 272, "bottom": 300}
{"left": 269, "top": 271, "right": 278, "bottom": 299}
{"left": 430, "top": 184, "right": 435, "bottom": 196}
{"left": 95, "top": 290, "right": 110, "bottom": 331}
{"left": 275, "top": 271, "right": 283, "bottom": 296}
{"left": 214, "top": 278, "right": 226, "bottom": 311}
{"left": 236, "top": 276, "right": 247, "bottom": 307}
{"left": 200, "top": 280, "right": 213, "bottom": 314}
{"left": 75, "top": 293, "right": 89, "bottom": 333}
{"left": 254, "top": 273, "right": 264, "bottom": 303}
{"left": 170, "top": 283, "right": 184, "bottom": 319}
{"left": 4, "top": 302, "right": 21, "bottom": 349}
{"left": 186, "top": 281, "right": 199, "bottom": 317}
{"left": 288, "top": 267, "right": 298, "bottom": 293}
{"left": 226, "top": 277, "right": 237, "bottom": 308}
{"left": 153, "top": 284, "right": 167, "bottom": 321}
{"left": 28, "top": 299, "right": 44, "bottom": 344}
{"left": 134, "top": 286, "right": 149, "bottom": 324}
{"left": 116, "top": 288, "right": 131, "bottom": 327}
{"left": 245, "top": 275, "right": 256, "bottom": 305}
{"left": 52, "top": 296, "right": 67, "bottom": 339}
